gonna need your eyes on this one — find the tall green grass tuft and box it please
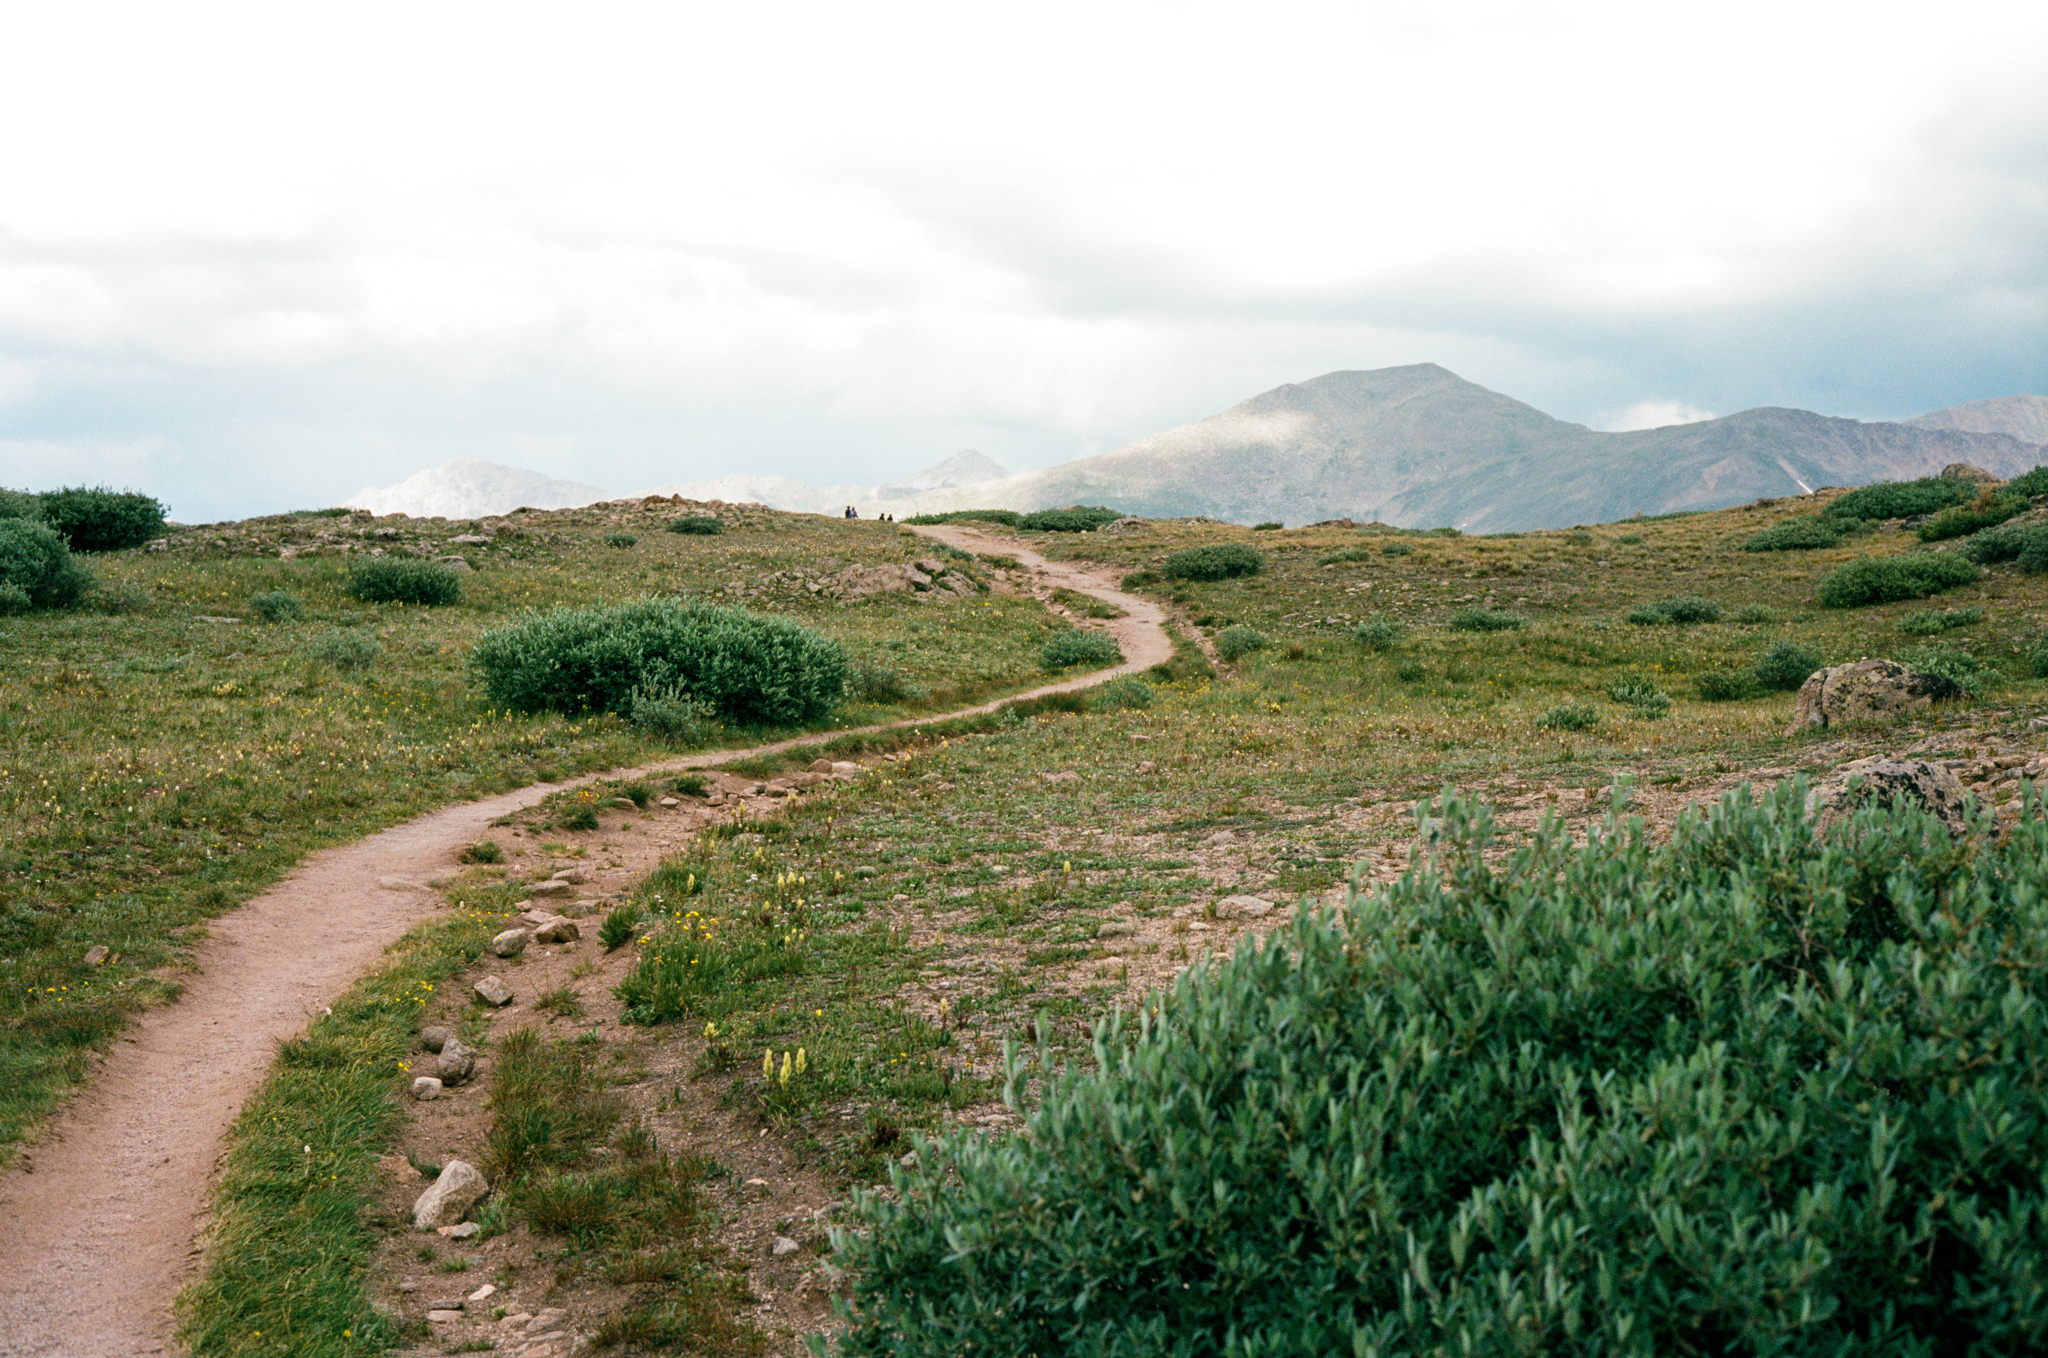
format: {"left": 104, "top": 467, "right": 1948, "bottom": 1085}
{"left": 344, "top": 557, "right": 462, "bottom": 606}
{"left": 1161, "top": 544, "right": 1263, "bottom": 581}
{"left": 1039, "top": 630, "right": 1122, "bottom": 671}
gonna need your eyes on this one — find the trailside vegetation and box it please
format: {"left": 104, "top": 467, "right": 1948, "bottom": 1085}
{"left": 469, "top": 598, "right": 847, "bottom": 725}
{"left": 836, "top": 786, "right": 2048, "bottom": 1356}
{"left": 32, "top": 485, "right": 168, "bottom": 552}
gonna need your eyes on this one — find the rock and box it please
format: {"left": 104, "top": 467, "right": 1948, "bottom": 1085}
{"left": 744, "top": 1177, "right": 770, "bottom": 1189}
{"left": 413, "top": 1159, "right": 489, "bottom": 1230}
{"left": 532, "top": 917, "right": 581, "bottom": 944}
{"left": 436, "top": 1222, "right": 479, "bottom": 1240}
{"left": 435, "top": 555, "right": 474, "bottom": 572}
{"left": 451, "top": 534, "right": 492, "bottom": 545}
{"left": 474, "top": 975, "right": 515, "bottom": 1007}
{"left": 490, "top": 928, "right": 530, "bottom": 958}
{"left": 832, "top": 761, "right": 860, "bottom": 774}
{"left": 899, "top": 1150, "right": 919, "bottom": 1169}
{"left": 467, "top": 1284, "right": 497, "bottom": 1304}
{"left": 658, "top": 796, "right": 679, "bottom": 808}
{"left": 1102, "top": 515, "right": 1147, "bottom": 531}
{"left": 428, "top": 1297, "right": 467, "bottom": 1313}
{"left": 551, "top": 867, "right": 588, "bottom": 885}
{"left": 612, "top": 797, "right": 636, "bottom": 809}
{"left": 411, "top": 1076, "right": 445, "bottom": 1101}
{"left": 529, "top": 880, "right": 572, "bottom": 897}
{"left": 772, "top": 1235, "right": 800, "bottom": 1257}
{"left": 437, "top": 1040, "right": 476, "bottom": 1084}
{"left": 82, "top": 944, "right": 109, "bottom": 966}
{"left": 426, "top": 1309, "right": 465, "bottom": 1323}
{"left": 1215, "top": 895, "right": 1275, "bottom": 920}
{"left": 526, "top": 1308, "right": 569, "bottom": 1333}
{"left": 1809, "top": 757, "right": 1974, "bottom": 835}
{"left": 1789, "top": 660, "right": 1965, "bottom": 733}
{"left": 810, "top": 758, "right": 836, "bottom": 773}
{"left": 1941, "top": 462, "right": 2001, "bottom": 485}
{"left": 419, "top": 1025, "right": 453, "bottom": 1052}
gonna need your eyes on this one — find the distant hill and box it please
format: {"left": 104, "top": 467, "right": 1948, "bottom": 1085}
{"left": 344, "top": 458, "right": 610, "bottom": 518}
{"left": 893, "top": 366, "right": 2048, "bottom": 532}
{"left": 1906, "top": 394, "right": 2048, "bottom": 446}
{"left": 641, "top": 449, "right": 1010, "bottom": 517}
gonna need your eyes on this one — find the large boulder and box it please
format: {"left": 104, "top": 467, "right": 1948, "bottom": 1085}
{"left": 413, "top": 1159, "right": 489, "bottom": 1230}
{"left": 1789, "top": 660, "right": 1963, "bottom": 733}
{"left": 1808, "top": 757, "right": 1974, "bottom": 836}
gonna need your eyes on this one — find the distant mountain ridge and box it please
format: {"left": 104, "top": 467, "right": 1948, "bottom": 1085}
{"left": 343, "top": 458, "right": 610, "bottom": 518}
{"left": 1906, "top": 394, "right": 2048, "bottom": 446}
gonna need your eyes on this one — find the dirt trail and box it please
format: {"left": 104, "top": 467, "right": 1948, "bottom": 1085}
{"left": 0, "top": 528, "right": 1170, "bottom": 1358}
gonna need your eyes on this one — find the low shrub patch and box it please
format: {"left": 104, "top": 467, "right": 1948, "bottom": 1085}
{"left": 246, "top": 590, "right": 304, "bottom": 624}
{"left": 1961, "top": 523, "right": 2048, "bottom": 564}
{"left": 1900, "top": 606, "right": 1983, "bottom": 635}
{"left": 666, "top": 515, "right": 724, "bottom": 535}
{"left": 2004, "top": 465, "right": 2048, "bottom": 498}
{"left": 1214, "top": 624, "right": 1266, "bottom": 661}
{"left": 1918, "top": 496, "right": 2026, "bottom": 542}
{"left": 1091, "top": 675, "right": 1154, "bottom": 710}
{"left": 1251, "top": 520, "right": 1282, "bottom": 531}
{"left": 1741, "top": 515, "right": 1848, "bottom": 551}
{"left": 1161, "top": 544, "right": 1263, "bottom": 581}
{"left": 1118, "top": 569, "right": 1159, "bottom": 590}
{"left": 1314, "top": 548, "right": 1372, "bottom": 565}
{"left": 1626, "top": 595, "right": 1721, "bottom": 625}
{"left": 1694, "top": 669, "right": 1766, "bottom": 701}
{"left": 35, "top": 485, "right": 167, "bottom": 551}
{"left": 1019, "top": 506, "right": 1121, "bottom": 533}
{"left": 1823, "top": 477, "right": 1968, "bottom": 521}
{"left": 1039, "top": 630, "right": 1122, "bottom": 671}
{"left": 1900, "top": 642, "right": 1991, "bottom": 697}
{"left": 1351, "top": 615, "right": 1404, "bottom": 652}
{"left": 1606, "top": 678, "right": 1671, "bottom": 717}
{"left": 1816, "top": 552, "right": 1979, "bottom": 607}
{"left": 344, "top": 557, "right": 461, "bottom": 606}
{"left": 626, "top": 682, "right": 715, "bottom": 743}
{"left": 305, "top": 628, "right": 379, "bottom": 671}
{"left": 835, "top": 786, "right": 2048, "bottom": 1357}
{"left": 1534, "top": 701, "right": 1597, "bottom": 730}
{"left": 602, "top": 531, "right": 638, "bottom": 548}
{"left": 904, "top": 509, "right": 1022, "bottom": 528}
{"left": 0, "top": 518, "right": 92, "bottom": 612}
{"left": 1753, "top": 639, "right": 1823, "bottom": 691}
{"left": 1446, "top": 608, "right": 1526, "bottom": 632}
{"left": 470, "top": 598, "right": 847, "bottom": 724}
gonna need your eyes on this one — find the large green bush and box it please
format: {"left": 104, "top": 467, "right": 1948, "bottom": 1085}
{"left": 1753, "top": 638, "right": 1823, "bottom": 691}
{"left": 470, "top": 598, "right": 846, "bottom": 725}
{"left": 1823, "top": 477, "right": 1968, "bottom": 522}
{"left": 344, "top": 557, "right": 462, "bottom": 606}
{"left": 837, "top": 787, "right": 2048, "bottom": 1356}
{"left": 0, "top": 518, "right": 93, "bottom": 612}
{"left": 1918, "top": 496, "right": 2026, "bottom": 542}
{"left": 1816, "top": 552, "right": 1979, "bottom": 607}
{"left": 1213, "top": 624, "right": 1266, "bottom": 661}
{"left": 1039, "top": 629, "right": 1122, "bottom": 671}
{"left": 1161, "top": 544, "right": 1263, "bottom": 581}
{"left": 1962, "top": 523, "right": 2048, "bottom": 564}
{"left": 35, "top": 485, "right": 167, "bottom": 551}
{"left": 1019, "top": 505, "right": 1121, "bottom": 533}
{"left": 2003, "top": 465, "right": 2048, "bottom": 498}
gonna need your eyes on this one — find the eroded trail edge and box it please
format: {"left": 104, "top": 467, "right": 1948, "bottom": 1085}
{"left": 0, "top": 526, "right": 1170, "bottom": 1358}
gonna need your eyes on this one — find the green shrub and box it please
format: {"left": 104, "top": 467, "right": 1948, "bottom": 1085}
{"left": 1961, "top": 523, "right": 2048, "bottom": 564}
{"left": 1379, "top": 541, "right": 1413, "bottom": 556}
{"left": 1741, "top": 515, "right": 1848, "bottom": 551}
{"left": 1213, "top": 625, "right": 1266, "bottom": 661}
{"left": 1753, "top": 639, "right": 1823, "bottom": 692}
{"left": 1392, "top": 657, "right": 1426, "bottom": 682}
{"left": 0, "top": 487, "right": 41, "bottom": 521}
{"left": 1091, "top": 675, "right": 1154, "bottom": 711}
{"left": 841, "top": 786, "right": 2048, "bottom": 1357}
{"left": 666, "top": 515, "right": 724, "bottom": 535}
{"left": 246, "top": 590, "right": 305, "bottom": 624}
{"left": 602, "top": 532, "right": 638, "bottom": 548}
{"left": 1562, "top": 530, "right": 1594, "bottom": 546}
{"left": 1039, "top": 630, "right": 1122, "bottom": 672}
{"left": 1019, "top": 506, "right": 1121, "bottom": 533}
{"left": 599, "top": 902, "right": 640, "bottom": 952}
{"left": 471, "top": 598, "right": 846, "bottom": 725}
{"left": 845, "top": 662, "right": 914, "bottom": 705}
{"left": 1694, "top": 669, "right": 1766, "bottom": 701}
{"left": 1816, "top": 552, "right": 1979, "bottom": 607}
{"left": 1823, "top": 477, "right": 1968, "bottom": 521}
{"left": 1250, "top": 521, "right": 1282, "bottom": 531}
{"left": 1119, "top": 570, "right": 1160, "bottom": 590}
{"left": 1351, "top": 616, "right": 1405, "bottom": 652}
{"left": 1900, "top": 642, "right": 1990, "bottom": 697}
{"left": 626, "top": 682, "right": 715, "bottom": 743}
{"left": 1734, "top": 604, "right": 1778, "bottom": 623}
{"left": 1161, "top": 544, "right": 1263, "bottom": 581}
{"left": 673, "top": 773, "right": 710, "bottom": 798}
{"left": 35, "top": 485, "right": 167, "bottom": 551}
{"left": 1626, "top": 595, "right": 1722, "bottom": 625}
{"left": 2020, "top": 535, "right": 2048, "bottom": 575}
{"left": 344, "top": 557, "right": 461, "bottom": 606}
{"left": 1606, "top": 678, "right": 1671, "bottom": 717}
{"left": 1446, "top": 608, "right": 1526, "bottom": 632}
{"left": 1918, "top": 496, "right": 2026, "bottom": 542}
{"left": 904, "top": 509, "right": 1022, "bottom": 528}
{"left": 0, "top": 518, "right": 93, "bottom": 612}
{"left": 2004, "top": 465, "right": 2048, "bottom": 498}
{"left": 1534, "top": 702, "right": 1597, "bottom": 731}
{"left": 459, "top": 840, "right": 504, "bottom": 865}
{"left": 1899, "top": 606, "right": 1982, "bottom": 636}
{"left": 305, "top": 627, "right": 379, "bottom": 671}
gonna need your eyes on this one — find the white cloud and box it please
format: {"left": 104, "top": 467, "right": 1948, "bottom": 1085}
{"left": 1598, "top": 400, "right": 1718, "bottom": 432}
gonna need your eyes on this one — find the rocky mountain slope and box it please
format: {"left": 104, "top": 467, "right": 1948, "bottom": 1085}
{"left": 344, "top": 458, "right": 610, "bottom": 518}
{"left": 1906, "top": 394, "right": 2048, "bottom": 446}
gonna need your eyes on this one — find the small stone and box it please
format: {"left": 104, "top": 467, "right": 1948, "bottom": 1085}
{"left": 532, "top": 917, "right": 580, "bottom": 944}
{"left": 411, "top": 1076, "right": 444, "bottom": 1100}
{"left": 772, "top": 1235, "right": 800, "bottom": 1257}
{"left": 1215, "top": 895, "right": 1275, "bottom": 920}
{"left": 551, "top": 867, "right": 588, "bottom": 885}
{"left": 437, "top": 1039, "right": 475, "bottom": 1084}
{"left": 529, "top": 880, "right": 572, "bottom": 897}
{"left": 419, "top": 1025, "right": 453, "bottom": 1053}
{"left": 83, "top": 944, "right": 110, "bottom": 966}
{"left": 413, "top": 1159, "right": 489, "bottom": 1230}
{"left": 899, "top": 1150, "right": 919, "bottom": 1169}
{"left": 435, "top": 555, "right": 473, "bottom": 573}
{"left": 467, "top": 1284, "right": 497, "bottom": 1303}
{"left": 613, "top": 797, "right": 636, "bottom": 809}
{"left": 810, "top": 758, "right": 835, "bottom": 773}
{"left": 743, "top": 1177, "right": 770, "bottom": 1189}
{"left": 659, "top": 796, "right": 679, "bottom": 807}
{"left": 490, "top": 928, "right": 530, "bottom": 958}
{"left": 526, "top": 1308, "right": 569, "bottom": 1333}
{"left": 832, "top": 761, "right": 860, "bottom": 774}
{"left": 436, "top": 1222, "right": 480, "bottom": 1240}
{"left": 474, "top": 975, "right": 515, "bottom": 1007}
{"left": 426, "top": 1309, "right": 464, "bottom": 1323}
{"left": 428, "top": 1297, "right": 467, "bottom": 1313}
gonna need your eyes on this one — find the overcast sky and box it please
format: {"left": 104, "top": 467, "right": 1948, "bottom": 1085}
{"left": 1, "top": 0, "right": 2043, "bottom": 522}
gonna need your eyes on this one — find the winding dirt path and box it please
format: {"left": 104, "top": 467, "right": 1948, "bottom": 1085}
{"left": 0, "top": 528, "right": 1170, "bottom": 1358}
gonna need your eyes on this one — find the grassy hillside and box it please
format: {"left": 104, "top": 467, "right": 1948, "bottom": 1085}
{"left": 0, "top": 498, "right": 1070, "bottom": 1154}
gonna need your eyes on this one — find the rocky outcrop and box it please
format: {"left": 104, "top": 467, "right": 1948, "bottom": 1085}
{"left": 1789, "top": 660, "right": 1963, "bottom": 733}
{"left": 826, "top": 562, "right": 977, "bottom": 600}
{"left": 413, "top": 1159, "right": 489, "bottom": 1230}
{"left": 1809, "top": 757, "right": 1974, "bottom": 835}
